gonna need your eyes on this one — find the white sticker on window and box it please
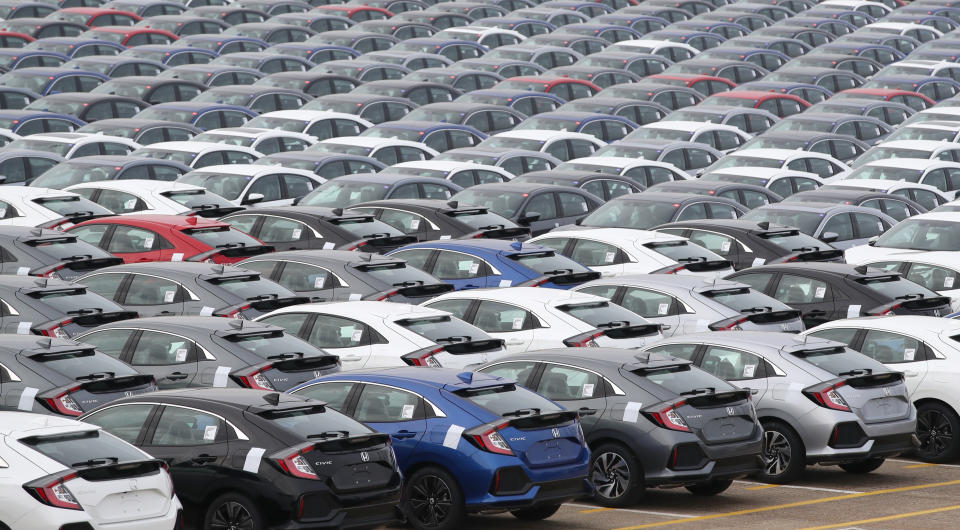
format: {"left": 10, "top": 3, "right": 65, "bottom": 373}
{"left": 171, "top": 253, "right": 184, "bottom": 262}
{"left": 401, "top": 404, "right": 415, "bottom": 419}
{"left": 877, "top": 221, "right": 884, "bottom": 232}
{"left": 314, "top": 276, "right": 325, "bottom": 289}
{"left": 623, "top": 401, "right": 643, "bottom": 423}
{"left": 213, "top": 366, "right": 230, "bottom": 388}
{"left": 175, "top": 348, "right": 188, "bottom": 362}
{"left": 323, "top": 242, "right": 336, "bottom": 250}
{"left": 409, "top": 219, "right": 420, "bottom": 230}
{"left": 348, "top": 293, "right": 362, "bottom": 301}
{"left": 657, "top": 303, "right": 670, "bottom": 315}
{"left": 203, "top": 425, "right": 218, "bottom": 441}
{"left": 604, "top": 251, "right": 616, "bottom": 263}
{"left": 291, "top": 228, "right": 302, "bottom": 239}
{"left": 499, "top": 279, "right": 512, "bottom": 287}
{"left": 847, "top": 304, "right": 861, "bottom": 318}
{"left": 815, "top": 286, "right": 826, "bottom": 299}
{"left": 440, "top": 235, "right": 452, "bottom": 240}
{"left": 199, "top": 306, "right": 215, "bottom": 316}
{"left": 512, "top": 317, "right": 524, "bottom": 329}
{"left": 17, "top": 387, "right": 37, "bottom": 411}
{"left": 743, "top": 364, "right": 756, "bottom": 378}
{"left": 946, "top": 277, "right": 955, "bottom": 288}
{"left": 0, "top": 208, "right": 5, "bottom": 217}
{"left": 243, "top": 447, "right": 265, "bottom": 474}
{"left": 351, "top": 329, "right": 363, "bottom": 342}
{"left": 16, "top": 321, "right": 31, "bottom": 335}
{"left": 163, "top": 290, "right": 176, "bottom": 303}
{"left": 143, "top": 236, "right": 154, "bottom": 248}
{"left": 582, "top": 383, "right": 595, "bottom": 397}
{"left": 752, "top": 257, "right": 766, "bottom": 266}
{"left": 581, "top": 201, "right": 589, "bottom": 212}
{"left": 16, "top": 267, "right": 29, "bottom": 275}
{"left": 457, "top": 260, "right": 472, "bottom": 271}
{"left": 904, "top": 348, "right": 916, "bottom": 361}
{"left": 443, "top": 424, "right": 465, "bottom": 449}
{"left": 721, "top": 241, "right": 731, "bottom": 253}
{"left": 469, "top": 262, "right": 480, "bottom": 274}
{"left": 124, "top": 199, "right": 137, "bottom": 210}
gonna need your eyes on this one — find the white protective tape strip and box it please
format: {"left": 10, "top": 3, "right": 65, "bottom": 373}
{"left": 243, "top": 447, "right": 266, "bottom": 473}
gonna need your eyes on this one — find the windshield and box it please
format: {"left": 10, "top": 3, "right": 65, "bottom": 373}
{"left": 222, "top": 331, "right": 320, "bottom": 359}
{"left": 583, "top": 199, "right": 679, "bottom": 229}
{"left": 760, "top": 229, "right": 830, "bottom": 251}
{"left": 186, "top": 226, "right": 263, "bottom": 248}
{"left": 558, "top": 300, "right": 645, "bottom": 327}
{"left": 702, "top": 287, "right": 791, "bottom": 312}
{"left": 700, "top": 95, "right": 759, "bottom": 108}
{"left": 20, "top": 429, "right": 146, "bottom": 466}
{"left": 207, "top": 274, "right": 296, "bottom": 299}
{"left": 309, "top": 142, "right": 373, "bottom": 156}
{"left": 0, "top": 71, "right": 52, "bottom": 93}
{"left": 594, "top": 145, "right": 662, "bottom": 159}
{"left": 386, "top": 166, "right": 448, "bottom": 178}
{"left": 24, "top": 100, "right": 88, "bottom": 116}
{"left": 30, "top": 288, "right": 126, "bottom": 314}
{"left": 480, "top": 137, "right": 544, "bottom": 151}
{"left": 765, "top": 119, "right": 837, "bottom": 133}
{"left": 300, "top": 180, "right": 388, "bottom": 207}
{"left": 246, "top": 116, "right": 306, "bottom": 132}
{"left": 303, "top": 98, "right": 365, "bottom": 114}
{"left": 665, "top": 109, "right": 724, "bottom": 123}
{"left": 789, "top": 346, "right": 883, "bottom": 376}
{"left": 514, "top": 118, "right": 579, "bottom": 132}
{"left": 31, "top": 163, "right": 121, "bottom": 189}
{"left": 510, "top": 251, "right": 590, "bottom": 274}
{"left": 875, "top": 219, "right": 959, "bottom": 251}
{"left": 135, "top": 107, "right": 199, "bottom": 124}
{"left": 74, "top": 123, "right": 138, "bottom": 139}
{"left": 395, "top": 314, "right": 485, "bottom": 342}
{"left": 404, "top": 108, "right": 467, "bottom": 123}
{"left": 454, "top": 384, "right": 562, "bottom": 416}
{"left": 742, "top": 209, "right": 823, "bottom": 235}
{"left": 266, "top": 407, "right": 372, "bottom": 437}
{"left": 646, "top": 240, "right": 724, "bottom": 262}
{"left": 634, "top": 363, "right": 735, "bottom": 394}
{"left": 452, "top": 188, "right": 525, "bottom": 217}
{"left": 178, "top": 173, "right": 252, "bottom": 200}
{"left": 26, "top": 237, "right": 110, "bottom": 260}
{"left": 487, "top": 49, "right": 533, "bottom": 61}
{"left": 357, "top": 262, "right": 440, "bottom": 286}
{"left": 845, "top": 165, "right": 923, "bottom": 182}
{"left": 34, "top": 196, "right": 112, "bottom": 217}
{"left": 193, "top": 91, "right": 253, "bottom": 107}
{"left": 132, "top": 148, "right": 198, "bottom": 165}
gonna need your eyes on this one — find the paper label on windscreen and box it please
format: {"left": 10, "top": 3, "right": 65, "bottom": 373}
{"left": 143, "top": 236, "right": 154, "bottom": 248}
{"left": 721, "top": 241, "right": 731, "bottom": 253}
{"left": 314, "top": 276, "right": 325, "bottom": 289}
{"left": 946, "top": 277, "right": 955, "bottom": 288}
{"left": 443, "top": 424, "right": 464, "bottom": 449}
{"left": 175, "top": 348, "right": 188, "bottom": 362}
{"left": 499, "top": 279, "right": 512, "bottom": 287}
{"left": 440, "top": 235, "right": 452, "bottom": 240}
{"left": 623, "top": 401, "right": 643, "bottom": 423}
{"left": 582, "top": 383, "right": 594, "bottom": 397}
{"left": 904, "top": 348, "right": 916, "bottom": 361}
{"left": 243, "top": 447, "right": 265, "bottom": 474}
{"left": 164, "top": 290, "right": 176, "bottom": 303}
{"left": 124, "top": 199, "right": 137, "bottom": 210}
{"left": 458, "top": 260, "right": 472, "bottom": 271}
{"left": 409, "top": 219, "right": 420, "bottom": 230}
{"left": 658, "top": 303, "right": 669, "bottom": 315}
{"left": 16, "top": 322, "right": 31, "bottom": 335}
{"left": 171, "top": 253, "right": 184, "bottom": 262}
{"left": 878, "top": 221, "right": 884, "bottom": 232}
{"left": 16, "top": 267, "right": 29, "bottom": 275}
{"left": 323, "top": 242, "right": 336, "bottom": 250}
{"left": 743, "top": 364, "right": 756, "bottom": 378}
{"left": 847, "top": 305, "right": 861, "bottom": 318}
{"left": 512, "top": 317, "right": 524, "bottom": 330}
{"left": 203, "top": 425, "right": 218, "bottom": 441}
{"left": 351, "top": 329, "right": 363, "bottom": 342}
{"left": 401, "top": 404, "right": 415, "bottom": 419}
{"left": 17, "top": 387, "right": 37, "bottom": 411}
{"left": 469, "top": 263, "right": 479, "bottom": 274}
{"left": 605, "top": 251, "right": 616, "bottom": 263}
{"left": 752, "top": 257, "right": 766, "bottom": 266}
{"left": 291, "top": 228, "right": 302, "bottom": 239}
{"left": 349, "top": 293, "right": 362, "bottom": 301}
{"left": 213, "top": 366, "right": 230, "bottom": 388}
{"left": 581, "top": 202, "right": 589, "bottom": 212}
{"left": 199, "top": 306, "right": 215, "bottom": 316}
{"left": 815, "top": 286, "right": 826, "bottom": 299}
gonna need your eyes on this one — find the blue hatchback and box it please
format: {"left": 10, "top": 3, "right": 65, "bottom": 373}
{"left": 288, "top": 367, "right": 592, "bottom": 528}
{"left": 387, "top": 239, "right": 600, "bottom": 290}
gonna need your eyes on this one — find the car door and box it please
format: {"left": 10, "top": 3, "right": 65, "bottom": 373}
{"left": 698, "top": 345, "right": 769, "bottom": 401}
{"left": 255, "top": 216, "right": 313, "bottom": 251}
{"left": 858, "top": 329, "right": 931, "bottom": 396}
{"left": 520, "top": 192, "right": 559, "bottom": 235}
{"left": 127, "top": 330, "right": 199, "bottom": 388}
{"left": 430, "top": 249, "right": 491, "bottom": 290}
{"left": 617, "top": 286, "right": 684, "bottom": 334}
{"left": 772, "top": 273, "right": 836, "bottom": 327}
{"left": 103, "top": 224, "right": 165, "bottom": 262}
{"left": 81, "top": 402, "right": 157, "bottom": 445}
{"left": 119, "top": 273, "right": 187, "bottom": 316}
{"left": 532, "top": 362, "right": 608, "bottom": 431}
{"left": 303, "top": 313, "right": 376, "bottom": 369}
{"left": 557, "top": 191, "right": 592, "bottom": 227}
{"left": 350, "top": 383, "right": 428, "bottom": 462}
{"left": 470, "top": 299, "right": 539, "bottom": 352}
{"left": 819, "top": 212, "right": 857, "bottom": 249}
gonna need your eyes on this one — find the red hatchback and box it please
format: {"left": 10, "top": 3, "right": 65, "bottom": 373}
{"left": 81, "top": 26, "right": 179, "bottom": 46}
{"left": 48, "top": 8, "right": 142, "bottom": 27}
{"left": 833, "top": 87, "right": 936, "bottom": 111}
{"left": 65, "top": 215, "right": 273, "bottom": 265}
{"left": 648, "top": 73, "right": 737, "bottom": 95}
{"left": 700, "top": 90, "right": 811, "bottom": 118}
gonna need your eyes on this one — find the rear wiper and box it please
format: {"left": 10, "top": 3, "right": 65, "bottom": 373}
{"left": 246, "top": 294, "right": 278, "bottom": 302}
{"left": 361, "top": 233, "right": 390, "bottom": 239}
{"left": 838, "top": 368, "right": 873, "bottom": 377}
{"left": 71, "top": 457, "right": 118, "bottom": 468}
{"left": 478, "top": 224, "right": 504, "bottom": 230}
{"left": 596, "top": 320, "right": 629, "bottom": 328}
{"left": 62, "top": 211, "right": 93, "bottom": 217}
{"left": 791, "top": 247, "right": 817, "bottom": 252}
{"left": 216, "top": 242, "right": 245, "bottom": 249}
{"left": 434, "top": 335, "right": 471, "bottom": 343}
{"left": 62, "top": 254, "right": 92, "bottom": 262}
{"left": 392, "top": 280, "right": 423, "bottom": 288}
{"left": 895, "top": 293, "right": 924, "bottom": 300}
{"left": 75, "top": 372, "right": 115, "bottom": 381}
{"left": 678, "top": 257, "right": 707, "bottom": 263}
{"left": 66, "top": 308, "right": 102, "bottom": 315}
{"left": 680, "top": 387, "right": 715, "bottom": 396}
{"left": 266, "top": 352, "right": 304, "bottom": 360}
{"left": 307, "top": 430, "right": 349, "bottom": 439}
{"left": 542, "top": 268, "right": 573, "bottom": 275}
{"left": 502, "top": 408, "right": 540, "bottom": 418}
{"left": 739, "top": 307, "right": 772, "bottom": 314}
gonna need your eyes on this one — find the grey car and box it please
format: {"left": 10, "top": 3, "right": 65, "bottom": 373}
{"left": 477, "top": 349, "right": 763, "bottom": 506}
{"left": 238, "top": 250, "right": 453, "bottom": 304}
{"left": 75, "top": 316, "right": 339, "bottom": 391}
{"left": 0, "top": 276, "right": 136, "bottom": 338}
{"left": 640, "top": 332, "right": 917, "bottom": 483}
{"left": 573, "top": 276, "right": 805, "bottom": 336}
{"left": 75, "top": 262, "right": 308, "bottom": 320}
{"left": 0, "top": 226, "right": 122, "bottom": 281}
{"left": 742, "top": 202, "right": 897, "bottom": 249}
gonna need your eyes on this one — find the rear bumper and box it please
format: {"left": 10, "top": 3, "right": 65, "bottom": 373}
{"left": 5, "top": 498, "right": 182, "bottom": 530}
{"left": 805, "top": 408, "right": 917, "bottom": 464}
{"left": 465, "top": 477, "right": 592, "bottom": 512}
{"left": 273, "top": 486, "right": 403, "bottom": 530}
{"left": 808, "top": 433, "right": 917, "bottom": 465}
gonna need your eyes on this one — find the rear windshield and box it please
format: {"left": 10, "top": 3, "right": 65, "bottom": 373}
{"left": 29, "top": 288, "right": 126, "bottom": 314}
{"left": 788, "top": 346, "right": 882, "bottom": 376}
{"left": 454, "top": 384, "right": 562, "bottom": 416}
{"left": 645, "top": 240, "right": 722, "bottom": 262}
{"left": 759, "top": 230, "right": 830, "bottom": 252}
{"left": 30, "top": 349, "right": 138, "bottom": 378}
{"left": 509, "top": 251, "right": 590, "bottom": 274}
{"left": 300, "top": 180, "right": 388, "bottom": 207}
{"left": 446, "top": 210, "right": 519, "bottom": 230}
{"left": 356, "top": 262, "right": 439, "bottom": 286}
{"left": 20, "top": 429, "right": 146, "bottom": 467}
{"left": 557, "top": 300, "right": 645, "bottom": 327}
{"left": 221, "top": 331, "right": 320, "bottom": 359}
{"left": 184, "top": 226, "right": 263, "bottom": 248}
{"left": 26, "top": 237, "right": 110, "bottom": 260}
{"left": 858, "top": 275, "right": 941, "bottom": 300}
{"left": 702, "top": 287, "right": 791, "bottom": 312}
{"left": 261, "top": 407, "right": 372, "bottom": 438}
{"left": 634, "top": 363, "right": 735, "bottom": 394}
{"left": 162, "top": 190, "right": 235, "bottom": 210}
{"left": 330, "top": 217, "right": 405, "bottom": 238}
{"left": 207, "top": 275, "right": 296, "bottom": 299}
{"left": 395, "top": 315, "right": 483, "bottom": 342}
{"left": 34, "top": 196, "right": 113, "bottom": 218}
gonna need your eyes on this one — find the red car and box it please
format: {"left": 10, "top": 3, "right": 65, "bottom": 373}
{"left": 81, "top": 26, "right": 179, "bottom": 46}
{"left": 312, "top": 5, "right": 393, "bottom": 20}
{"left": 701, "top": 90, "right": 811, "bottom": 118}
{"left": 494, "top": 76, "right": 602, "bottom": 100}
{"left": 648, "top": 73, "right": 737, "bottom": 95}
{"left": 0, "top": 31, "right": 36, "bottom": 48}
{"left": 65, "top": 215, "right": 274, "bottom": 265}
{"left": 48, "top": 7, "right": 143, "bottom": 27}
{"left": 833, "top": 87, "right": 936, "bottom": 111}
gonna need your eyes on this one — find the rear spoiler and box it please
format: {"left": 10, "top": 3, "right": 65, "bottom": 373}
{"left": 267, "top": 433, "right": 391, "bottom": 462}
{"left": 463, "top": 410, "right": 581, "bottom": 449}
{"left": 36, "top": 214, "right": 113, "bottom": 230}
{"left": 187, "top": 244, "right": 275, "bottom": 262}
{"left": 769, "top": 249, "right": 844, "bottom": 264}
{"left": 181, "top": 205, "right": 246, "bottom": 218}
{"left": 365, "top": 282, "right": 455, "bottom": 301}
{"left": 518, "top": 271, "right": 601, "bottom": 287}
{"left": 564, "top": 324, "right": 663, "bottom": 347}
{"left": 470, "top": 226, "right": 531, "bottom": 240}
{"left": 867, "top": 296, "right": 952, "bottom": 316}
{"left": 401, "top": 338, "right": 505, "bottom": 366}
{"left": 653, "top": 259, "right": 733, "bottom": 274}
{"left": 709, "top": 309, "right": 802, "bottom": 330}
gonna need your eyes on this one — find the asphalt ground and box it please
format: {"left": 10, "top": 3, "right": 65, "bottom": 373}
{"left": 451, "top": 457, "right": 960, "bottom": 530}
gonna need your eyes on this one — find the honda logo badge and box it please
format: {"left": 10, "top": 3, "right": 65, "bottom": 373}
{"left": 124, "top": 391, "right": 133, "bottom": 397}
{"left": 313, "top": 370, "right": 323, "bottom": 379}
{"left": 726, "top": 407, "right": 735, "bottom": 416}
{"left": 360, "top": 452, "right": 369, "bottom": 462}
{"left": 883, "top": 387, "right": 892, "bottom": 397}
{"left": 552, "top": 428, "right": 560, "bottom": 439}
{"left": 934, "top": 309, "right": 942, "bottom": 317}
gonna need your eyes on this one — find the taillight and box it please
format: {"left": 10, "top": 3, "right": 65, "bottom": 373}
{"left": 24, "top": 472, "right": 82, "bottom": 510}
{"left": 374, "top": 289, "right": 399, "bottom": 301}
{"left": 38, "top": 319, "right": 72, "bottom": 338}
{"left": 563, "top": 331, "right": 604, "bottom": 347}
{"left": 708, "top": 316, "right": 748, "bottom": 331}
{"left": 160, "top": 461, "right": 175, "bottom": 498}
{"left": 470, "top": 422, "right": 513, "bottom": 455}
{"left": 875, "top": 304, "right": 900, "bottom": 316}
{"left": 45, "top": 386, "right": 83, "bottom": 416}
{"left": 234, "top": 365, "right": 276, "bottom": 390}
{"left": 804, "top": 381, "right": 850, "bottom": 411}
{"left": 526, "top": 277, "right": 549, "bottom": 287}
{"left": 275, "top": 447, "right": 319, "bottom": 480}
{"left": 346, "top": 240, "right": 368, "bottom": 251}
{"left": 659, "top": 265, "right": 686, "bottom": 274}
{"left": 217, "top": 304, "right": 251, "bottom": 319}
{"left": 403, "top": 347, "right": 444, "bottom": 367}
{"left": 645, "top": 401, "right": 691, "bottom": 432}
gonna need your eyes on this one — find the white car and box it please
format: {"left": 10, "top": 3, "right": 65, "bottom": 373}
{"left": 245, "top": 110, "right": 373, "bottom": 138}
{"left": 906, "top": 107, "right": 960, "bottom": 125}
{"left": 6, "top": 133, "right": 141, "bottom": 159}
{"left": 816, "top": 0, "right": 892, "bottom": 17}
{"left": 707, "top": 148, "right": 851, "bottom": 180}
{"left": 422, "top": 287, "right": 662, "bottom": 353}
{"left": 0, "top": 411, "right": 181, "bottom": 529}
{"left": 177, "top": 164, "right": 325, "bottom": 207}
{"left": 886, "top": 120, "right": 960, "bottom": 143}
{"left": 852, "top": 140, "right": 960, "bottom": 169}
{"left": 845, "top": 212, "right": 960, "bottom": 265}
{"left": 556, "top": 156, "right": 690, "bottom": 187}
{"left": 308, "top": 136, "right": 439, "bottom": 165}
{"left": 839, "top": 158, "right": 960, "bottom": 200}
{"left": 607, "top": 39, "right": 700, "bottom": 62}
{"left": 843, "top": 250, "right": 960, "bottom": 311}
{"left": 130, "top": 141, "right": 261, "bottom": 168}
{"left": 825, "top": 174, "right": 952, "bottom": 210}
{"left": 700, "top": 166, "right": 825, "bottom": 197}
{"left": 255, "top": 301, "right": 507, "bottom": 370}
{"left": 434, "top": 26, "right": 526, "bottom": 48}
{"left": 0, "top": 128, "right": 19, "bottom": 147}
{"left": 192, "top": 127, "right": 317, "bottom": 154}
{"left": 382, "top": 160, "right": 514, "bottom": 188}
{"left": 0, "top": 186, "right": 113, "bottom": 229}
{"left": 64, "top": 179, "right": 240, "bottom": 216}
{"left": 882, "top": 60, "right": 960, "bottom": 81}
{"left": 801, "top": 316, "right": 960, "bottom": 462}
{"left": 861, "top": 22, "right": 943, "bottom": 41}
{"left": 625, "top": 121, "right": 753, "bottom": 154}
{"left": 478, "top": 130, "right": 606, "bottom": 159}
{"left": 529, "top": 227, "right": 734, "bottom": 278}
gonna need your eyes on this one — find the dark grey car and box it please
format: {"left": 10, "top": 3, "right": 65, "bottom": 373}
{"left": 75, "top": 316, "right": 339, "bottom": 391}
{"left": 0, "top": 226, "right": 122, "bottom": 280}
{"left": 0, "top": 276, "right": 136, "bottom": 338}
{"left": 477, "top": 350, "right": 763, "bottom": 506}
{"left": 75, "top": 262, "right": 308, "bottom": 320}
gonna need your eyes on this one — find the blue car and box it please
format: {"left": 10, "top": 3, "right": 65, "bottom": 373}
{"left": 134, "top": 102, "right": 258, "bottom": 131}
{"left": 24, "top": 38, "right": 127, "bottom": 58}
{"left": 120, "top": 44, "right": 219, "bottom": 66}
{"left": 387, "top": 239, "right": 600, "bottom": 290}
{"left": 0, "top": 110, "right": 85, "bottom": 135}
{"left": 737, "top": 81, "right": 834, "bottom": 104}
{"left": 265, "top": 43, "right": 361, "bottom": 63}
{"left": 0, "top": 67, "right": 109, "bottom": 96}
{"left": 0, "top": 50, "right": 68, "bottom": 71}
{"left": 288, "top": 367, "right": 592, "bottom": 528}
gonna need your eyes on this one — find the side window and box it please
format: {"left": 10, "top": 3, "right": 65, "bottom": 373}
{"left": 854, "top": 213, "right": 885, "bottom": 238}
{"left": 733, "top": 272, "right": 774, "bottom": 292}
{"left": 478, "top": 361, "right": 539, "bottom": 387}
{"left": 822, "top": 213, "right": 854, "bottom": 241}
{"left": 861, "top": 330, "right": 924, "bottom": 364}
{"left": 149, "top": 406, "right": 223, "bottom": 446}
{"left": 621, "top": 288, "right": 678, "bottom": 318}
{"left": 247, "top": 174, "right": 282, "bottom": 202}
{"left": 97, "top": 190, "right": 145, "bottom": 213}
{"left": 130, "top": 331, "right": 193, "bottom": 366}
{"left": 433, "top": 251, "right": 485, "bottom": 280}
{"left": 421, "top": 182, "right": 453, "bottom": 200}
{"left": 123, "top": 275, "right": 181, "bottom": 305}
{"left": 905, "top": 263, "right": 959, "bottom": 292}
{"left": 222, "top": 214, "right": 258, "bottom": 235}
{"left": 644, "top": 343, "right": 698, "bottom": 360}
{"left": 558, "top": 192, "right": 589, "bottom": 217}
{"left": 389, "top": 248, "right": 433, "bottom": 272}
{"left": 107, "top": 226, "right": 161, "bottom": 253}
{"left": 353, "top": 385, "right": 423, "bottom": 423}
{"left": 83, "top": 404, "right": 154, "bottom": 443}
{"left": 536, "top": 364, "right": 602, "bottom": 401}
{"left": 379, "top": 210, "right": 426, "bottom": 235}
{"left": 258, "top": 217, "right": 309, "bottom": 243}
{"left": 523, "top": 193, "right": 558, "bottom": 220}
{"left": 807, "top": 327, "right": 858, "bottom": 346}
{"left": 701, "top": 346, "right": 764, "bottom": 381}
{"left": 687, "top": 230, "right": 738, "bottom": 257}
{"left": 774, "top": 274, "right": 830, "bottom": 304}
{"left": 79, "top": 329, "right": 134, "bottom": 359}
{"left": 474, "top": 300, "right": 536, "bottom": 332}
{"left": 676, "top": 202, "right": 707, "bottom": 221}
{"left": 570, "top": 239, "right": 624, "bottom": 266}
{"left": 277, "top": 262, "right": 334, "bottom": 292}
{"left": 77, "top": 273, "right": 124, "bottom": 301}
{"left": 258, "top": 312, "right": 310, "bottom": 336}
{"left": 293, "top": 381, "right": 355, "bottom": 410}
{"left": 306, "top": 315, "right": 368, "bottom": 348}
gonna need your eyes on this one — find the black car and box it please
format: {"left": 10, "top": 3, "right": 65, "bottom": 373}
{"left": 654, "top": 219, "right": 844, "bottom": 269}
{"left": 254, "top": 71, "right": 361, "bottom": 97}
{"left": 349, "top": 79, "right": 462, "bottom": 106}
{"left": 512, "top": 170, "right": 644, "bottom": 200}
{"left": 737, "top": 131, "right": 870, "bottom": 162}
{"left": 81, "top": 388, "right": 403, "bottom": 529}
{"left": 0, "top": 276, "right": 137, "bottom": 337}
{"left": 29, "top": 155, "right": 192, "bottom": 189}
{"left": 92, "top": 76, "right": 208, "bottom": 104}
{"left": 784, "top": 189, "right": 927, "bottom": 221}
{"left": 349, "top": 198, "right": 531, "bottom": 240}
{"left": 221, "top": 206, "right": 418, "bottom": 253}
{"left": 575, "top": 192, "right": 748, "bottom": 231}
{"left": 647, "top": 180, "right": 783, "bottom": 209}
{"left": 75, "top": 118, "right": 203, "bottom": 144}
{"left": 24, "top": 93, "right": 152, "bottom": 122}
{"left": 0, "top": 227, "right": 122, "bottom": 280}
{"left": 727, "top": 263, "right": 953, "bottom": 327}
{"left": 400, "top": 102, "right": 525, "bottom": 135}
{"left": 76, "top": 316, "right": 339, "bottom": 390}
{"left": 0, "top": 334, "right": 156, "bottom": 416}
{"left": 192, "top": 85, "right": 313, "bottom": 113}
{"left": 451, "top": 182, "right": 604, "bottom": 236}
{"left": 239, "top": 249, "right": 454, "bottom": 303}
{"left": 302, "top": 93, "right": 417, "bottom": 125}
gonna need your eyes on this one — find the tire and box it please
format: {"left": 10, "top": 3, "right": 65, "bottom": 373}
{"left": 510, "top": 504, "right": 561, "bottom": 521}
{"left": 403, "top": 466, "right": 466, "bottom": 530}
{"left": 684, "top": 479, "right": 733, "bottom": 496}
{"left": 590, "top": 443, "right": 644, "bottom": 507}
{"left": 838, "top": 457, "right": 885, "bottom": 474}
{"left": 915, "top": 402, "right": 960, "bottom": 463}
{"left": 757, "top": 420, "right": 805, "bottom": 484}
{"left": 203, "top": 492, "right": 263, "bottom": 530}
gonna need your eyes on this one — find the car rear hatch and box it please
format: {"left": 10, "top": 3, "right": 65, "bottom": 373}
{"left": 769, "top": 248, "right": 844, "bottom": 263}
{"left": 557, "top": 300, "right": 663, "bottom": 347}
{"left": 755, "top": 228, "right": 844, "bottom": 264}
{"left": 326, "top": 212, "right": 418, "bottom": 252}
{"left": 804, "top": 371, "right": 911, "bottom": 424}
{"left": 232, "top": 354, "right": 341, "bottom": 391}
{"left": 401, "top": 338, "right": 506, "bottom": 367}
{"left": 342, "top": 234, "right": 419, "bottom": 253}
{"left": 466, "top": 226, "right": 531, "bottom": 240}
{"left": 353, "top": 260, "right": 454, "bottom": 302}
{"left": 868, "top": 296, "right": 953, "bottom": 317}
{"left": 17, "top": 233, "right": 123, "bottom": 281}
{"left": 442, "top": 205, "right": 531, "bottom": 240}
{"left": 698, "top": 286, "right": 804, "bottom": 331}
{"left": 464, "top": 410, "right": 585, "bottom": 468}
{"left": 645, "top": 391, "right": 758, "bottom": 445}
{"left": 187, "top": 244, "right": 276, "bottom": 263}
{"left": 268, "top": 430, "right": 397, "bottom": 492}
{"left": 202, "top": 271, "right": 308, "bottom": 319}
{"left": 857, "top": 273, "right": 952, "bottom": 316}
{"left": 646, "top": 240, "right": 733, "bottom": 275}
{"left": 21, "top": 283, "right": 137, "bottom": 337}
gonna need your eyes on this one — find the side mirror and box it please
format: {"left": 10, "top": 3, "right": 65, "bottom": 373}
{"left": 867, "top": 235, "right": 879, "bottom": 246}
{"left": 517, "top": 212, "right": 540, "bottom": 225}
{"left": 291, "top": 196, "right": 302, "bottom": 206}
{"left": 242, "top": 192, "right": 264, "bottom": 206}
{"left": 820, "top": 231, "right": 839, "bottom": 244}
{"left": 574, "top": 217, "right": 583, "bottom": 226}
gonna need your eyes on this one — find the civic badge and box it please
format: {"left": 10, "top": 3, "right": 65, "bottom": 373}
{"left": 883, "top": 387, "right": 892, "bottom": 397}
{"left": 552, "top": 428, "right": 560, "bottom": 439}
{"left": 726, "top": 407, "right": 735, "bottom": 416}
{"left": 360, "top": 452, "right": 370, "bottom": 462}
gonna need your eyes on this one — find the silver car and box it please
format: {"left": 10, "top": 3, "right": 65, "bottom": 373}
{"left": 573, "top": 276, "right": 805, "bottom": 336}
{"left": 639, "top": 332, "right": 917, "bottom": 483}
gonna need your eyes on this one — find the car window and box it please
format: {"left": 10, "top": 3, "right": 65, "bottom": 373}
{"left": 905, "top": 263, "right": 959, "bottom": 292}
{"left": 78, "top": 328, "right": 133, "bottom": 359}
{"left": 478, "top": 361, "right": 538, "bottom": 386}
{"left": 78, "top": 273, "right": 124, "bottom": 301}
{"left": 822, "top": 213, "right": 854, "bottom": 241}
{"left": 523, "top": 193, "right": 557, "bottom": 220}
{"left": 353, "top": 384, "right": 423, "bottom": 422}
{"left": 130, "top": 331, "right": 193, "bottom": 366}
{"left": 82, "top": 404, "right": 154, "bottom": 443}
{"left": 621, "top": 288, "right": 677, "bottom": 318}
{"left": 433, "top": 251, "right": 484, "bottom": 280}
{"left": 107, "top": 226, "right": 160, "bottom": 253}
{"left": 258, "top": 216, "right": 308, "bottom": 243}
{"left": 853, "top": 212, "right": 885, "bottom": 238}
{"left": 306, "top": 314, "right": 366, "bottom": 348}
{"left": 644, "top": 343, "right": 698, "bottom": 360}
{"left": 701, "top": 346, "right": 764, "bottom": 380}
{"left": 558, "top": 192, "right": 589, "bottom": 217}
{"left": 860, "top": 330, "right": 923, "bottom": 364}
{"left": 807, "top": 327, "right": 858, "bottom": 345}
{"left": 123, "top": 275, "right": 181, "bottom": 305}
{"left": 774, "top": 274, "right": 829, "bottom": 304}
{"left": 732, "top": 272, "right": 774, "bottom": 292}
{"left": 70, "top": 224, "right": 111, "bottom": 247}
{"left": 473, "top": 300, "right": 535, "bottom": 332}
{"left": 275, "top": 261, "right": 334, "bottom": 292}
{"left": 570, "top": 239, "right": 623, "bottom": 266}
{"left": 687, "top": 230, "right": 738, "bottom": 257}
{"left": 536, "top": 364, "right": 602, "bottom": 401}
{"left": 149, "top": 406, "right": 223, "bottom": 445}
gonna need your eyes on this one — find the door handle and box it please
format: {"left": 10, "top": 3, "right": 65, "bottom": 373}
{"left": 154, "top": 311, "right": 176, "bottom": 316}
{"left": 191, "top": 454, "right": 216, "bottom": 465}
{"left": 462, "top": 284, "right": 479, "bottom": 290}
{"left": 341, "top": 354, "right": 363, "bottom": 361}
{"left": 391, "top": 430, "right": 417, "bottom": 439}
{"left": 310, "top": 297, "right": 326, "bottom": 302}
{"left": 578, "top": 407, "right": 597, "bottom": 416}
{"left": 505, "top": 339, "right": 525, "bottom": 345}
{"left": 166, "top": 372, "right": 189, "bottom": 381}
{"left": 903, "top": 370, "right": 920, "bottom": 377}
